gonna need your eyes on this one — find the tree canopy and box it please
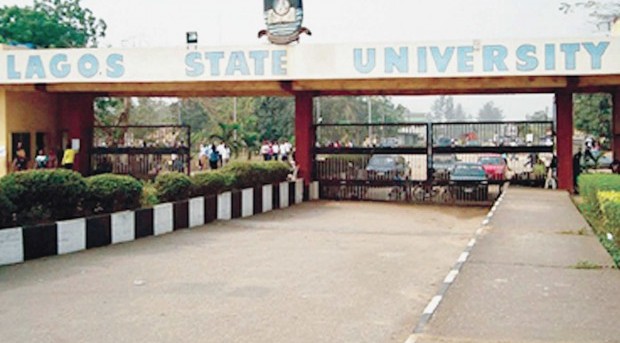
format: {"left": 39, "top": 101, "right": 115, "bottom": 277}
{"left": 574, "top": 93, "right": 612, "bottom": 141}
{"left": 477, "top": 101, "right": 505, "bottom": 121}
{"left": 0, "top": 0, "right": 106, "bottom": 48}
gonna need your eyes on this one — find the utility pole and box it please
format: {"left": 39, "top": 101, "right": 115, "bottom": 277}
{"left": 367, "top": 96, "right": 372, "bottom": 141}
{"left": 233, "top": 97, "right": 238, "bottom": 141}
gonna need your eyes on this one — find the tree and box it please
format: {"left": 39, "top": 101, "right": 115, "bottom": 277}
{"left": 574, "top": 93, "right": 611, "bottom": 141}
{"left": 560, "top": 1, "right": 620, "bottom": 26}
{"left": 454, "top": 104, "right": 467, "bottom": 121}
{"left": 430, "top": 96, "right": 455, "bottom": 122}
{"left": 526, "top": 109, "right": 550, "bottom": 121}
{"left": 0, "top": 0, "right": 106, "bottom": 48}
{"left": 477, "top": 101, "right": 505, "bottom": 121}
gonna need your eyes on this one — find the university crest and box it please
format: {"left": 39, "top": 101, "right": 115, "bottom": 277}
{"left": 258, "top": 0, "right": 311, "bottom": 45}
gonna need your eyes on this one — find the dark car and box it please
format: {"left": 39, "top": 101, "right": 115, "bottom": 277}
{"left": 449, "top": 162, "right": 488, "bottom": 201}
{"left": 432, "top": 154, "right": 458, "bottom": 180}
{"left": 366, "top": 155, "right": 410, "bottom": 180}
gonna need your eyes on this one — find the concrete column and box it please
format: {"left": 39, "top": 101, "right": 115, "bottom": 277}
{"left": 555, "top": 92, "right": 574, "bottom": 192}
{"left": 613, "top": 91, "right": 620, "bottom": 162}
{"left": 295, "top": 92, "right": 315, "bottom": 185}
{"left": 58, "top": 93, "right": 95, "bottom": 175}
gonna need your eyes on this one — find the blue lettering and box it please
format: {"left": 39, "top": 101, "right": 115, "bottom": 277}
{"left": 516, "top": 44, "right": 538, "bottom": 72}
{"left": 457, "top": 46, "right": 474, "bottom": 73}
{"left": 106, "top": 54, "right": 125, "bottom": 78}
{"left": 7, "top": 55, "right": 21, "bottom": 79}
{"left": 483, "top": 45, "right": 508, "bottom": 72}
{"left": 78, "top": 54, "right": 99, "bottom": 78}
{"left": 354, "top": 48, "right": 376, "bottom": 74}
{"left": 385, "top": 47, "right": 409, "bottom": 73}
{"left": 25, "top": 55, "right": 46, "bottom": 79}
{"left": 205, "top": 52, "right": 225, "bottom": 76}
{"left": 560, "top": 43, "right": 580, "bottom": 70}
{"left": 185, "top": 52, "right": 204, "bottom": 77}
{"left": 226, "top": 51, "right": 250, "bottom": 76}
{"left": 430, "top": 46, "right": 455, "bottom": 72}
{"left": 545, "top": 44, "right": 556, "bottom": 70}
{"left": 50, "top": 54, "right": 70, "bottom": 78}
{"left": 272, "top": 50, "right": 287, "bottom": 75}
{"left": 249, "top": 50, "right": 269, "bottom": 76}
{"left": 583, "top": 41, "right": 609, "bottom": 70}
{"left": 417, "top": 47, "right": 428, "bottom": 73}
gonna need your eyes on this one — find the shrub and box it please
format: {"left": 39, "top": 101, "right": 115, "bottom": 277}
{"left": 598, "top": 191, "right": 620, "bottom": 240}
{"left": 0, "top": 169, "right": 87, "bottom": 223}
{"left": 190, "top": 170, "right": 235, "bottom": 197}
{"left": 85, "top": 174, "right": 143, "bottom": 214}
{"left": 141, "top": 181, "right": 159, "bottom": 207}
{"left": 154, "top": 172, "right": 193, "bottom": 203}
{"left": 222, "top": 161, "right": 290, "bottom": 188}
{"left": 0, "top": 189, "right": 16, "bottom": 228}
{"left": 578, "top": 174, "right": 620, "bottom": 212}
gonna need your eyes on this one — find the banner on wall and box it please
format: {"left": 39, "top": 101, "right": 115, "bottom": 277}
{"left": 0, "top": 38, "right": 619, "bottom": 84}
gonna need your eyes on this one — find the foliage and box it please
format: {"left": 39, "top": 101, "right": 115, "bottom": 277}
{"left": 0, "top": 169, "right": 87, "bottom": 223}
{"left": 560, "top": 1, "right": 620, "bottom": 26}
{"left": 598, "top": 191, "right": 620, "bottom": 240}
{"left": 141, "top": 181, "right": 159, "bottom": 207}
{"left": 190, "top": 171, "right": 235, "bottom": 197}
{"left": 222, "top": 161, "right": 290, "bottom": 189}
{"left": 574, "top": 93, "right": 612, "bottom": 142}
{"left": 255, "top": 96, "right": 295, "bottom": 141}
{"left": 526, "top": 109, "right": 550, "bottom": 121}
{"left": 154, "top": 172, "right": 193, "bottom": 203}
{"left": 477, "top": 101, "right": 505, "bottom": 121}
{"left": 578, "top": 174, "right": 620, "bottom": 213}
{"left": 85, "top": 174, "right": 143, "bottom": 214}
{"left": 0, "top": 189, "right": 16, "bottom": 228}
{"left": 0, "top": 0, "right": 106, "bottom": 48}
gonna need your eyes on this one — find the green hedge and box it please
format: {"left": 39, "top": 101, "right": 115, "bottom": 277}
{"left": 578, "top": 174, "right": 620, "bottom": 212}
{"left": 154, "top": 172, "right": 193, "bottom": 203}
{"left": 85, "top": 174, "right": 143, "bottom": 214}
{"left": 190, "top": 171, "right": 235, "bottom": 197}
{"left": 0, "top": 169, "right": 87, "bottom": 223}
{"left": 0, "top": 189, "right": 16, "bottom": 228}
{"left": 221, "top": 161, "right": 289, "bottom": 189}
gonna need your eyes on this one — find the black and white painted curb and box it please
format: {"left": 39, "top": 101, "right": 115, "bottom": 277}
{"left": 0, "top": 180, "right": 320, "bottom": 267}
{"left": 404, "top": 187, "right": 509, "bottom": 343}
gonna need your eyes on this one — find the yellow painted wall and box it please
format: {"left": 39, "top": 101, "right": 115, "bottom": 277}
{"left": 0, "top": 91, "right": 58, "bottom": 176}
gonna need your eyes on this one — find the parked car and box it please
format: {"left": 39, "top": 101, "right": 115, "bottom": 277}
{"left": 478, "top": 154, "right": 508, "bottom": 181}
{"left": 366, "top": 155, "right": 410, "bottom": 180}
{"left": 432, "top": 154, "right": 458, "bottom": 180}
{"left": 435, "top": 136, "right": 452, "bottom": 147}
{"left": 582, "top": 150, "right": 613, "bottom": 169}
{"left": 449, "top": 162, "right": 488, "bottom": 201}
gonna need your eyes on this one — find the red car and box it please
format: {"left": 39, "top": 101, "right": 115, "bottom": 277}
{"left": 478, "top": 154, "right": 508, "bottom": 181}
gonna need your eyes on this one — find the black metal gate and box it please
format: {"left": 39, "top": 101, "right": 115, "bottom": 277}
{"left": 314, "top": 121, "right": 554, "bottom": 206}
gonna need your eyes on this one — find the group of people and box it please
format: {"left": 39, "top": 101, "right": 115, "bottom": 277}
{"left": 11, "top": 142, "right": 76, "bottom": 172}
{"left": 197, "top": 142, "right": 231, "bottom": 170}
{"left": 260, "top": 140, "right": 292, "bottom": 161}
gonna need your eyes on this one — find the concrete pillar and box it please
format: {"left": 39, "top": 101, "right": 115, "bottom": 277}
{"left": 58, "top": 93, "right": 95, "bottom": 175}
{"left": 555, "top": 92, "right": 574, "bottom": 192}
{"left": 613, "top": 91, "right": 620, "bottom": 162}
{"left": 295, "top": 93, "right": 315, "bottom": 185}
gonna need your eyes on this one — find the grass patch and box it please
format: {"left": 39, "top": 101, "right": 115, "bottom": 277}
{"left": 570, "top": 260, "right": 603, "bottom": 270}
{"left": 573, "top": 196, "right": 620, "bottom": 268}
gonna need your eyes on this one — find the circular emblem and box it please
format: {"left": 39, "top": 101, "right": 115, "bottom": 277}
{"left": 273, "top": 0, "right": 291, "bottom": 15}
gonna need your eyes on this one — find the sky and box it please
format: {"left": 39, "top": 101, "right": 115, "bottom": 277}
{"left": 2, "top": 0, "right": 609, "bottom": 119}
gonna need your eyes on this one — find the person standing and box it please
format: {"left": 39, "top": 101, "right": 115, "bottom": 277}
{"left": 35, "top": 149, "right": 49, "bottom": 169}
{"left": 61, "top": 143, "right": 76, "bottom": 170}
{"left": 272, "top": 141, "right": 280, "bottom": 161}
{"left": 280, "top": 139, "right": 291, "bottom": 161}
{"left": 573, "top": 150, "right": 583, "bottom": 192}
{"left": 260, "top": 141, "right": 270, "bottom": 161}
{"left": 208, "top": 144, "right": 220, "bottom": 170}
{"left": 12, "top": 142, "right": 28, "bottom": 172}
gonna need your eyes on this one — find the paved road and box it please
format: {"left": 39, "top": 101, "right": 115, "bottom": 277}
{"left": 0, "top": 201, "right": 486, "bottom": 343}
{"left": 417, "top": 188, "right": 620, "bottom": 343}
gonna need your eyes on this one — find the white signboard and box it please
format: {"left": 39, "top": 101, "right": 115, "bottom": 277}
{"left": 0, "top": 146, "right": 6, "bottom": 158}
{"left": 0, "top": 37, "right": 618, "bottom": 84}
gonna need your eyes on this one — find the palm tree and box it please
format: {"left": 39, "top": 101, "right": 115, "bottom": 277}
{"left": 209, "top": 122, "right": 242, "bottom": 158}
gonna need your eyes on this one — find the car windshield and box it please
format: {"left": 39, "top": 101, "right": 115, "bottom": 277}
{"left": 452, "top": 164, "right": 486, "bottom": 177}
{"left": 479, "top": 157, "right": 503, "bottom": 165}
{"left": 368, "top": 156, "right": 396, "bottom": 167}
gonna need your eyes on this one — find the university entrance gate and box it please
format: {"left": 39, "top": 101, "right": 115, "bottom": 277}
{"left": 314, "top": 120, "right": 554, "bottom": 205}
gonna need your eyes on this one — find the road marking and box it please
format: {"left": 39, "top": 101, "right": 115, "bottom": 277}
{"left": 476, "top": 228, "right": 483, "bottom": 235}
{"left": 458, "top": 252, "right": 469, "bottom": 263}
{"left": 468, "top": 238, "right": 476, "bottom": 247}
{"left": 444, "top": 270, "right": 459, "bottom": 284}
{"left": 404, "top": 334, "right": 418, "bottom": 343}
{"left": 482, "top": 219, "right": 490, "bottom": 226}
{"left": 423, "top": 295, "right": 442, "bottom": 315}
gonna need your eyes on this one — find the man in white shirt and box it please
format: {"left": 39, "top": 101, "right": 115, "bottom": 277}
{"left": 272, "top": 141, "right": 280, "bottom": 161}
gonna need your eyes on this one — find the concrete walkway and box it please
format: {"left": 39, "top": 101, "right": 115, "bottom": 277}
{"left": 417, "top": 188, "right": 620, "bottom": 343}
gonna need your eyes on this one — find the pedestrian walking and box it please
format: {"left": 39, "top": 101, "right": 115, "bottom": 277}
{"left": 61, "top": 143, "right": 76, "bottom": 170}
